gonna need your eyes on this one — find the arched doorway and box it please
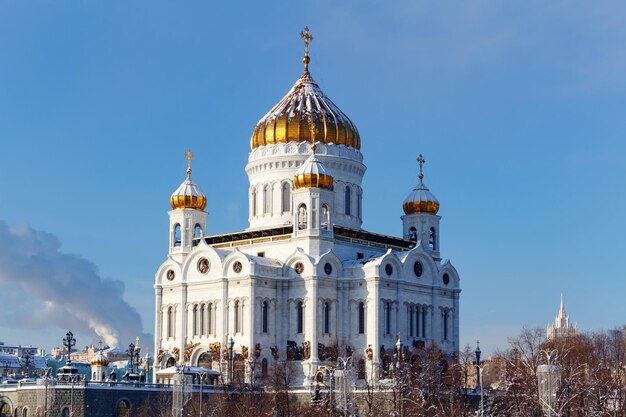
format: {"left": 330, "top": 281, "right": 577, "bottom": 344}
{"left": 115, "top": 400, "right": 130, "bottom": 417}
{"left": 0, "top": 403, "right": 11, "bottom": 417}
{"left": 198, "top": 352, "right": 212, "bottom": 369}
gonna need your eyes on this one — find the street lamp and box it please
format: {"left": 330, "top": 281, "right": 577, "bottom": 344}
{"left": 228, "top": 337, "right": 235, "bottom": 385}
{"left": 22, "top": 350, "right": 32, "bottom": 378}
{"left": 538, "top": 349, "right": 561, "bottom": 417}
{"left": 126, "top": 343, "right": 140, "bottom": 375}
{"left": 474, "top": 340, "right": 485, "bottom": 416}
{"left": 63, "top": 331, "right": 76, "bottom": 366}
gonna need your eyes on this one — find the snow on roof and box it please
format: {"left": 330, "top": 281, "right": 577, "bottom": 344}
{"left": 155, "top": 366, "right": 220, "bottom": 376}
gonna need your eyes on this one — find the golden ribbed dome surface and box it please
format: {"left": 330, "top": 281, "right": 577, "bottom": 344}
{"left": 90, "top": 351, "right": 109, "bottom": 366}
{"left": 170, "top": 150, "right": 207, "bottom": 211}
{"left": 251, "top": 67, "right": 360, "bottom": 150}
{"left": 293, "top": 146, "right": 334, "bottom": 190}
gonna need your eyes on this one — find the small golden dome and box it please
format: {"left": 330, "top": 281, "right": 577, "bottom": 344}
{"left": 251, "top": 27, "right": 360, "bottom": 150}
{"left": 170, "top": 150, "right": 207, "bottom": 211}
{"left": 294, "top": 145, "right": 334, "bottom": 190}
{"left": 90, "top": 351, "right": 109, "bottom": 367}
{"left": 403, "top": 154, "right": 440, "bottom": 215}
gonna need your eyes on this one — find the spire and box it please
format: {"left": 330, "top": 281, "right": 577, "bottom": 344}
{"left": 300, "top": 26, "right": 314, "bottom": 71}
{"left": 559, "top": 293, "right": 565, "bottom": 315}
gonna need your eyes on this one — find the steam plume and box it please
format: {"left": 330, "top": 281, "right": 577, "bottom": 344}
{"left": 0, "top": 220, "right": 151, "bottom": 350}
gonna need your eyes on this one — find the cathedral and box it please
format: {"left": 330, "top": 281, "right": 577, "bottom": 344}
{"left": 153, "top": 28, "right": 461, "bottom": 386}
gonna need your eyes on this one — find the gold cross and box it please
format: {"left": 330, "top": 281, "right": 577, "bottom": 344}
{"left": 417, "top": 154, "right": 426, "bottom": 180}
{"left": 300, "top": 26, "right": 314, "bottom": 57}
{"left": 184, "top": 149, "right": 194, "bottom": 173}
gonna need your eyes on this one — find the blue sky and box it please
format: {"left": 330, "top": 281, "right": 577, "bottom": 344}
{"left": 0, "top": 1, "right": 625, "bottom": 355}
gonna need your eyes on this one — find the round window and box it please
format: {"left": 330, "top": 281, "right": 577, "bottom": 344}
{"left": 324, "top": 262, "right": 333, "bottom": 275}
{"left": 198, "top": 258, "right": 210, "bottom": 274}
{"left": 413, "top": 261, "right": 423, "bottom": 277}
{"left": 233, "top": 261, "right": 243, "bottom": 273}
{"left": 166, "top": 270, "right": 175, "bottom": 281}
{"left": 295, "top": 262, "right": 304, "bottom": 274}
{"left": 385, "top": 264, "right": 393, "bottom": 276}
{"left": 443, "top": 273, "right": 450, "bottom": 286}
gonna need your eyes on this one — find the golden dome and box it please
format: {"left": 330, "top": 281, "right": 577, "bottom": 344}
{"left": 294, "top": 145, "right": 334, "bottom": 190}
{"left": 170, "top": 150, "right": 207, "bottom": 211}
{"left": 90, "top": 351, "right": 109, "bottom": 367}
{"left": 403, "top": 154, "right": 440, "bottom": 215}
{"left": 251, "top": 28, "right": 360, "bottom": 150}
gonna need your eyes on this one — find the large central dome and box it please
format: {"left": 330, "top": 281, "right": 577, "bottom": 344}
{"left": 250, "top": 58, "right": 360, "bottom": 150}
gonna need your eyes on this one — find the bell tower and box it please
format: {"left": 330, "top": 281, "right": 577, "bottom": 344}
{"left": 168, "top": 150, "right": 208, "bottom": 261}
{"left": 401, "top": 154, "right": 441, "bottom": 258}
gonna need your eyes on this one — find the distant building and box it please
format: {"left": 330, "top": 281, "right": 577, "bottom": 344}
{"left": 547, "top": 294, "right": 578, "bottom": 341}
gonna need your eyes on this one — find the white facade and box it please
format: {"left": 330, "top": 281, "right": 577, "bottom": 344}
{"left": 153, "top": 50, "right": 461, "bottom": 386}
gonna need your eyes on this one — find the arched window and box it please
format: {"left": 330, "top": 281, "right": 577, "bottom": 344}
{"left": 263, "top": 184, "right": 271, "bottom": 214}
{"left": 297, "top": 204, "right": 307, "bottom": 230}
{"left": 173, "top": 224, "right": 181, "bottom": 247}
{"left": 261, "top": 358, "right": 268, "bottom": 376}
{"left": 408, "top": 227, "right": 417, "bottom": 242}
{"left": 357, "top": 359, "right": 366, "bottom": 380}
{"left": 167, "top": 307, "right": 174, "bottom": 338}
{"left": 443, "top": 309, "right": 449, "bottom": 341}
{"left": 22, "top": 408, "right": 28, "bottom": 417}
{"left": 262, "top": 301, "right": 269, "bottom": 334}
{"left": 207, "top": 303, "right": 213, "bottom": 335}
{"left": 357, "top": 189, "right": 362, "bottom": 219}
{"left": 358, "top": 302, "right": 365, "bottom": 334}
{"left": 297, "top": 301, "right": 304, "bottom": 334}
{"left": 344, "top": 186, "right": 351, "bottom": 215}
{"left": 194, "top": 224, "right": 202, "bottom": 239}
{"left": 421, "top": 306, "right": 427, "bottom": 338}
{"left": 198, "top": 352, "right": 212, "bottom": 369}
{"left": 324, "top": 302, "right": 330, "bottom": 335}
{"left": 429, "top": 227, "right": 437, "bottom": 250}
{"left": 61, "top": 408, "right": 70, "bottom": 417}
{"left": 385, "top": 302, "right": 391, "bottom": 335}
{"left": 200, "top": 304, "right": 205, "bottom": 336}
{"left": 234, "top": 300, "right": 241, "bottom": 334}
{"left": 281, "top": 182, "right": 290, "bottom": 213}
{"left": 409, "top": 305, "right": 414, "bottom": 337}
{"left": 252, "top": 188, "right": 258, "bottom": 216}
{"left": 166, "top": 357, "right": 175, "bottom": 368}
{"left": 193, "top": 305, "right": 199, "bottom": 336}
{"left": 321, "top": 204, "right": 330, "bottom": 229}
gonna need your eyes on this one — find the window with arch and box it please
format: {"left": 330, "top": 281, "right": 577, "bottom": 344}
{"left": 358, "top": 302, "right": 365, "bottom": 334}
{"left": 166, "top": 357, "right": 175, "bottom": 368}
{"left": 261, "top": 358, "right": 268, "bottom": 377}
{"left": 323, "top": 302, "right": 330, "bottom": 335}
{"left": 281, "top": 182, "right": 291, "bottom": 213}
{"left": 297, "top": 204, "right": 307, "bottom": 230}
{"left": 408, "top": 226, "right": 417, "bottom": 242}
{"left": 344, "top": 186, "right": 351, "bottom": 215}
{"left": 421, "top": 306, "right": 427, "bottom": 338}
{"left": 321, "top": 204, "right": 330, "bottom": 229}
{"left": 193, "top": 305, "right": 199, "bottom": 336}
{"left": 233, "top": 300, "right": 241, "bottom": 333}
{"left": 357, "top": 358, "right": 366, "bottom": 380}
{"left": 22, "top": 408, "right": 28, "bottom": 417}
{"left": 252, "top": 188, "right": 258, "bottom": 216}
{"left": 261, "top": 301, "right": 269, "bottom": 334}
{"left": 297, "top": 301, "right": 304, "bottom": 334}
{"left": 263, "top": 184, "right": 271, "bottom": 214}
{"left": 207, "top": 303, "right": 213, "bottom": 335}
{"left": 167, "top": 306, "right": 174, "bottom": 338}
{"left": 409, "top": 305, "right": 414, "bottom": 337}
{"left": 194, "top": 224, "right": 203, "bottom": 239}
{"left": 173, "top": 224, "right": 181, "bottom": 247}
{"left": 357, "top": 189, "right": 362, "bottom": 219}
{"left": 429, "top": 227, "right": 437, "bottom": 250}
{"left": 443, "top": 309, "right": 449, "bottom": 341}
{"left": 385, "top": 302, "right": 391, "bottom": 335}
{"left": 200, "top": 304, "right": 205, "bottom": 336}
{"left": 61, "top": 408, "right": 70, "bottom": 417}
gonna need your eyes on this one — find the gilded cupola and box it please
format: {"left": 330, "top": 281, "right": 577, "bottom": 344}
{"left": 250, "top": 26, "right": 361, "bottom": 150}
{"left": 170, "top": 150, "right": 207, "bottom": 211}
{"left": 294, "top": 144, "right": 334, "bottom": 190}
{"left": 403, "top": 154, "right": 440, "bottom": 215}
{"left": 90, "top": 350, "right": 109, "bottom": 367}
